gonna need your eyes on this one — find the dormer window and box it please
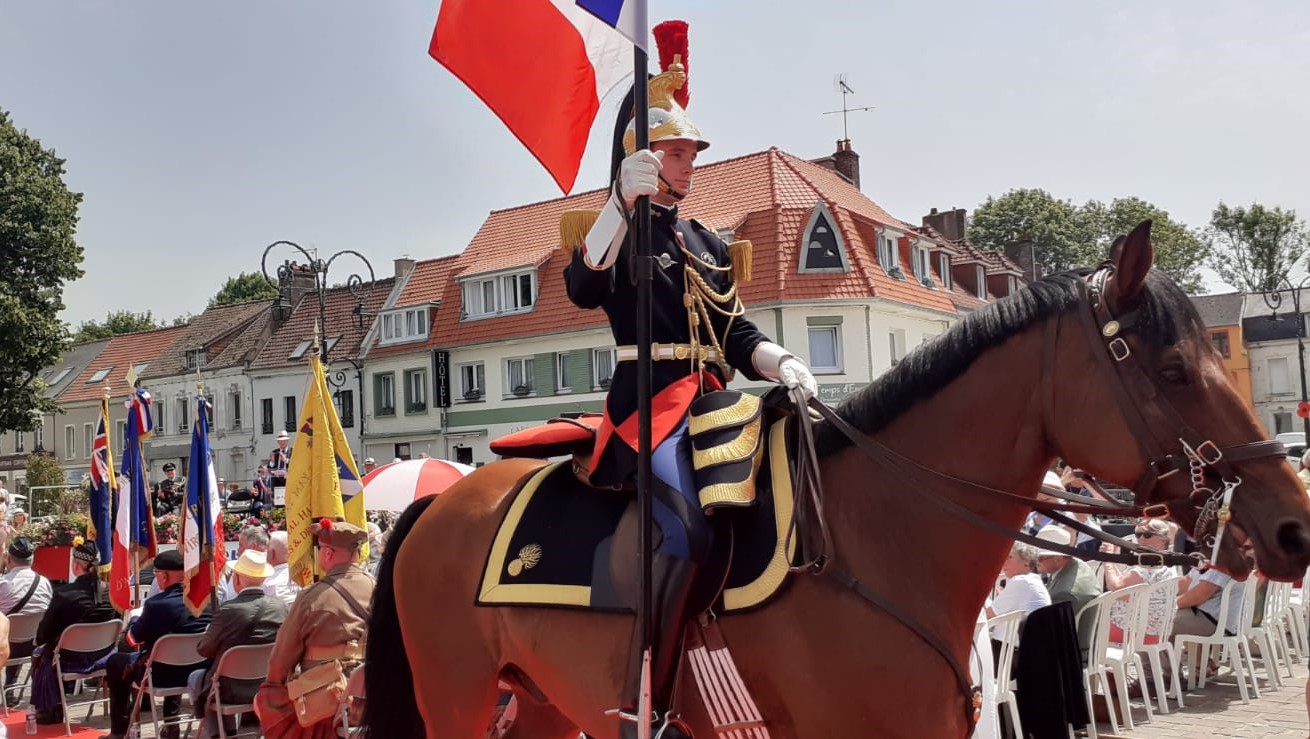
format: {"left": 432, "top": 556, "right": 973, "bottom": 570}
{"left": 184, "top": 348, "right": 207, "bottom": 371}
{"left": 911, "top": 243, "right": 933, "bottom": 288}
{"left": 461, "top": 269, "right": 537, "bottom": 320}
{"left": 380, "top": 307, "right": 429, "bottom": 345}
{"left": 1007, "top": 275, "right": 1019, "bottom": 296}
{"left": 877, "top": 229, "right": 904, "bottom": 279}
{"left": 976, "top": 266, "right": 987, "bottom": 299}
{"left": 798, "top": 202, "right": 849, "bottom": 273}
{"left": 938, "top": 253, "right": 953, "bottom": 290}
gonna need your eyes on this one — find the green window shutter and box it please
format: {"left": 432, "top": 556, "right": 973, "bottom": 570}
{"left": 571, "top": 350, "right": 592, "bottom": 391}
{"left": 534, "top": 352, "right": 555, "bottom": 397}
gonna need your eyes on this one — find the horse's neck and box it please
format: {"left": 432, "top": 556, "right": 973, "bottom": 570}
{"left": 822, "top": 327, "right": 1052, "bottom": 643}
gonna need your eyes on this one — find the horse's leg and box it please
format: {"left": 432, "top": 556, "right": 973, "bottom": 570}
{"left": 499, "top": 697, "right": 580, "bottom": 739}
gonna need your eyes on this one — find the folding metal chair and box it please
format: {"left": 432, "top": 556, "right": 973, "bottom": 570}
{"left": 129, "top": 632, "right": 207, "bottom": 739}
{"left": 0, "top": 612, "right": 44, "bottom": 714}
{"left": 53, "top": 619, "right": 123, "bottom": 736}
{"left": 208, "top": 643, "right": 275, "bottom": 739}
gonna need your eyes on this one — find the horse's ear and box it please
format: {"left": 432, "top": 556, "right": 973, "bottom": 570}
{"left": 1109, "top": 220, "right": 1154, "bottom": 307}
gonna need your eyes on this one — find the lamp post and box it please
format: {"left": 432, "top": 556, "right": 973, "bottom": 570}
{"left": 1263, "top": 274, "right": 1310, "bottom": 441}
{"left": 260, "top": 241, "right": 376, "bottom": 435}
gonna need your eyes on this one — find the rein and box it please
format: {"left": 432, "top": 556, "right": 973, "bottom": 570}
{"left": 779, "top": 265, "right": 1288, "bottom": 733}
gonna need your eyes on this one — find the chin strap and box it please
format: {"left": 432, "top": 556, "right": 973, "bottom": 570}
{"left": 658, "top": 175, "right": 687, "bottom": 200}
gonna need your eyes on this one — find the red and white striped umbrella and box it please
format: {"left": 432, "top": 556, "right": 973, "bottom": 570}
{"left": 361, "top": 458, "right": 475, "bottom": 512}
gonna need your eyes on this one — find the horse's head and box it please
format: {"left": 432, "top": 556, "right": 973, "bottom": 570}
{"left": 1049, "top": 220, "right": 1310, "bottom": 579}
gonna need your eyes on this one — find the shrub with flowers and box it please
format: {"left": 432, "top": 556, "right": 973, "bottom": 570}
{"left": 20, "top": 514, "right": 90, "bottom": 548}
{"left": 155, "top": 513, "right": 182, "bottom": 544}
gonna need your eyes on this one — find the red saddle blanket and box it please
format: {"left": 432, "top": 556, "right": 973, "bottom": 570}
{"left": 490, "top": 415, "right": 603, "bottom": 459}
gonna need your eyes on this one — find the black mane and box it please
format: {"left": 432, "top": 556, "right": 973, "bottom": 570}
{"left": 814, "top": 269, "right": 1204, "bottom": 452}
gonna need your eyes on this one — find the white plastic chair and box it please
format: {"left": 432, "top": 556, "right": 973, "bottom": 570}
{"left": 53, "top": 619, "right": 123, "bottom": 736}
{"left": 0, "top": 612, "right": 44, "bottom": 714}
{"left": 1248, "top": 579, "right": 1296, "bottom": 689}
{"left": 129, "top": 632, "right": 207, "bottom": 739}
{"left": 1285, "top": 564, "right": 1310, "bottom": 661}
{"left": 1174, "top": 577, "right": 1260, "bottom": 703}
{"left": 1131, "top": 575, "right": 1185, "bottom": 714}
{"left": 208, "top": 643, "right": 275, "bottom": 739}
{"left": 1078, "top": 583, "right": 1149, "bottom": 734}
{"left": 983, "top": 611, "right": 1023, "bottom": 739}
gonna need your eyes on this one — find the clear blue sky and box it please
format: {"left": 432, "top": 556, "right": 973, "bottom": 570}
{"left": 3, "top": 1, "right": 1307, "bottom": 327}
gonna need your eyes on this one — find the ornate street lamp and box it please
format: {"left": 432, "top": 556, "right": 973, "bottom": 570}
{"left": 261, "top": 241, "right": 375, "bottom": 433}
{"left": 1263, "top": 274, "right": 1310, "bottom": 440}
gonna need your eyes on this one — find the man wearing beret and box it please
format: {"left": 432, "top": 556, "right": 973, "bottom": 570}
{"left": 31, "top": 541, "right": 116, "bottom": 724}
{"left": 255, "top": 518, "right": 373, "bottom": 739}
{"left": 0, "top": 536, "right": 52, "bottom": 702}
{"left": 101, "top": 550, "right": 211, "bottom": 739}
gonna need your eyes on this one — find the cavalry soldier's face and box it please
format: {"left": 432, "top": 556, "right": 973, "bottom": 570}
{"left": 652, "top": 139, "right": 698, "bottom": 205}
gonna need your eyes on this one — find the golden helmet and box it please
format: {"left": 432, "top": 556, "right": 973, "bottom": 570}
{"left": 622, "top": 57, "right": 709, "bottom": 156}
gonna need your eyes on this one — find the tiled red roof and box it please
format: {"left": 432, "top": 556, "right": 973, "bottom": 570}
{"left": 141, "top": 300, "right": 272, "bottom": 379}
{"left": 431, "top": 147, "right": 971, "bottom": 347}
{"left": 60, "top": 325, "right": 190, "bottom": 404}
{"left": 249, "top": 279, "right": 395, "bottom": 370}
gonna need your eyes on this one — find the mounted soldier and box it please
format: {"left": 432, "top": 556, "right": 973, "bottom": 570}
{"left": 563, "top": 21, "right": 816, "bottom": 738}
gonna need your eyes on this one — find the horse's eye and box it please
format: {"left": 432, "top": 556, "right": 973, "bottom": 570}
{"left": 1159, "top": 365, "right": 1188, "bottom": 385}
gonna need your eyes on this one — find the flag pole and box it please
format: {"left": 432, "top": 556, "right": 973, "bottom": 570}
{"left": 311, "top": 321, "right": 323, "bottom": 584}
{"left": 632, "top": 37, "right": 655, "bottom": 738}
{"left": 197, "top": 368, "right": 220, "bottom": 614}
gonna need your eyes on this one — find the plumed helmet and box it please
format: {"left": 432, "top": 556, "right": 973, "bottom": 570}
{"left": 619, "top": 21, "right": 709, "bottom": 158}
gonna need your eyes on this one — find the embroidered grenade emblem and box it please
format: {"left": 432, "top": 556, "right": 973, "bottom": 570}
{"left": 507, "top": 543, "right": 543, "bottom": 577}
{"left": 700, "top": 251, "right": 717, "bottom": 266}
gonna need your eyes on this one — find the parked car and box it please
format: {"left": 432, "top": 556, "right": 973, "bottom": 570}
{"left": 1276, "top": 432, "right": 1305, "bottom": 469}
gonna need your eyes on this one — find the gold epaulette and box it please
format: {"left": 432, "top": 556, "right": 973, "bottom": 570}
{"left": 728, "top": 240, "right": 753, "bottom": 283}
{"left": 559, "top": 210, "right": 600, "bottom": 257}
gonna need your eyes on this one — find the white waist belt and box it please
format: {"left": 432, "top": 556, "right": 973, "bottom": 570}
{"left": 616, "top": 343, "right": 722, "bottom": 364}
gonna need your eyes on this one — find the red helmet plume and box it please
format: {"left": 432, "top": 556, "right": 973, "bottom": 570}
{"left": 653, "top": 20, "right": 689, "bottom": 108}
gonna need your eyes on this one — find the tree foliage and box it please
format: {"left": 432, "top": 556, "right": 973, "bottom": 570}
{"left": 0, "top": 109, "right": 84, "bottom": 432}
{"left": 1204, "top": 202, "right": 1310, "bottom": 293}
{"left": 24, "top": 453, "right": 67, "bottom": 490}
{"left": 210, "top": 271, "right": 278, "bottom": 308}
{"left": 72, "top": 309, "right": 164, "bottom": 343}
{"left": 969, "top": 188, "right": 1208, "bottom": 293}
{"left": 1080, "top": 197, "right": 1208, "bottom": 293}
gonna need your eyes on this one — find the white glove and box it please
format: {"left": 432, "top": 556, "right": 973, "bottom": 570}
{"left": 752, "top": 341, "right": 818, "bottom": 400}
{"left": 617, "top": 149, "right": 663, "bottom": 208}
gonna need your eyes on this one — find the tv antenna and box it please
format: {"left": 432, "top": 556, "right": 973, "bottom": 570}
{"left": 824, "top": 73, "right": 874, "bottom": 141}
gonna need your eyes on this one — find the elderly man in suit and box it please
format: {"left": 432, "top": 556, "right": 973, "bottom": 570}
{"left": 189, "top": 550, "right": 289, "bottom": 738}
{"left": 101, "top": 550, "right": 211, "bottom": 739}
{"left": 1034, "top": 525, "right": 1103, "bottom": 656}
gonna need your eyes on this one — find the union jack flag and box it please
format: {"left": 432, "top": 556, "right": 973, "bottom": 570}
{"left": 87, "top": 397, "right": 116, "bottom": 568}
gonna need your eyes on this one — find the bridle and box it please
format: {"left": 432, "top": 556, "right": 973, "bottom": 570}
{"left": 787, "top": 264, "right": 1288, "bottom": 731}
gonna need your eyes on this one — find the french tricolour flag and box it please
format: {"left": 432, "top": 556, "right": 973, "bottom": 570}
{"left": 429, "top": 0, "right": 639, "bottom": 193}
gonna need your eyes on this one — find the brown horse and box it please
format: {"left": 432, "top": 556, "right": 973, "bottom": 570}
{"left": 361, "top": 222, "right": 1310, "bottom": 738}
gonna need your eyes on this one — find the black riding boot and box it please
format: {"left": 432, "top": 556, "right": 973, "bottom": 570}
{"left": 618, "top": 553, "right": 698, "bottom": 739}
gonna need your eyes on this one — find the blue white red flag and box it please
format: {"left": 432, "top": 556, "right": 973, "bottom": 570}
{"left": 182, "top": 394, "right": 226, "bottom": 616}
{"left": 576, "top": 0, "right": 648, "bottom": 51}
{"left": 87, "top": 398, "right": 116, "bottom": 569}
{"left": 428, "top": 0, "right": 635, "bottom": 193}
{"left": 111, "top": 389, "right": 156, "bottom": 611}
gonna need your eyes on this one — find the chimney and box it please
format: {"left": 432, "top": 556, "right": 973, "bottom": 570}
{"left": 833, "top": 139, "right": 860, "bottom": 189}
{"left": 272, "top": 261, "right": 316, "bottom": 322}
{"left": 394, "top": 257, "right": 416, "bottom": 279}
{"left": 1003, "top": 239, "right": 1041, "bottom": 282}
{"left": 922, "top": 207, "right": 968, "bottom": 241}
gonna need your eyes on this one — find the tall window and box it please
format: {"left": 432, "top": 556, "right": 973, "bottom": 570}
{"left": 65, "top": 426, "right": 76, "bottom": 460}
{"left": 83, "top": 423, "right": 93, "bottom": 459}
{"left": 261, "top": 398, "right": 274, "bottom": 435}
{"left": 911, "top": 246, "right": 931, "bottom": 284}
{"left": 230, "top": 391, "right": 243, "bottom": 429}
{"left": 502, "top": 273, "right": 535, "bottom": 311}
{"left": 33, "top": 425, "right": 43, "bottom": 452}
{"left": 1211, "top": 331, "right": 1231, "bottom": 359}
{"left": 14, "top": 433, "right": 23, "bottom": 453}
{"left": 938, "top": 253, "right": 953, "bottom": 290}
{"left": 807, "top": 326, "right": 841, "bottom": 373}
{"left": 976, "top": 266, "right": 987, "bottom": 299}
{"left": 178, "top": 397, "right": 189, "bottom": 432}
{"left": 1270, "top": 357, "right": 1292, "bottom": 395}
{"left": 593, "top": 348, "right": 616, "bottom": 390}
{"left": 284, "top": 396, "right": 297, "bottom": 431}
{"left": 506, "top": 358, "right": 534, "bottom": 396}
{"left": 459, "top": 363, "right": 485, "bottom": 401}
{"left": 877, "top": 234, "right": 900, "bottom": 275}
{"left": 556, "top": 353, "right": 572, "bottom": 392}
{"left": 1275, "top": 412, "right": 1294, "bottom": 434}
{"left": 115, "top": 421, "right": 125, "bottom": 446}
{"left": 335, "top": 389, "right": 355, "bottom": 428}
{"left": 374, "top": 374, "right": 396, "bottom": 416}
{"left": 1007, "top": 275, "right": 1018, "bottom": 295}
{"left": 404, "top": 368, "right": 428, "bottom": 413}
{"left": 889, "top": 329, "right": 907, "bottom": 366}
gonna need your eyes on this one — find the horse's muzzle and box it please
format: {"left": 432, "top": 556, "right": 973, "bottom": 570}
{"left": 1276, "top": 518, "right": 1310, "bottom": 560}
